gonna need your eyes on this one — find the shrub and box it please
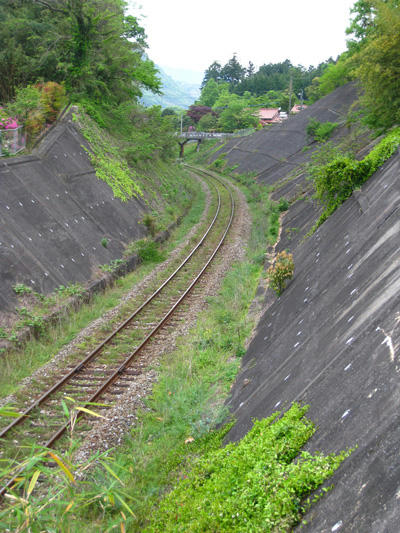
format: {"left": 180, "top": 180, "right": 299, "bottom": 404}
{"left": 306, "top": 118, "right": 338, "bottom": 142}
{"left": 135, "top": 239, "right": 166, "bottom": 263}
{"left": 141, "top": 214, "right": 157, "bottom": 237}
{"left": 38, "top": 81, "right": 66, "bottom": 122}
{"left": 267, "top": 250, "right": 294, "bottom": 296}
{"left": 13, "top": 283, "right": 33, "bottom": 296}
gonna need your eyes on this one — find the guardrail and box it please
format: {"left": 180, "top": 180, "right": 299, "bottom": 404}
{"left": 0, "top": 126, "right": 25, "bottom": 156}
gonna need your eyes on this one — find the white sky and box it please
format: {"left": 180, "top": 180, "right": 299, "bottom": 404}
{"left": 129, "top": 0, "right": 357, "bottom": 82}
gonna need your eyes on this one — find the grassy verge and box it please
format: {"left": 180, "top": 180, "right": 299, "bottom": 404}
{"left": 0, "top": 172, "right": 205, "bottom": 400}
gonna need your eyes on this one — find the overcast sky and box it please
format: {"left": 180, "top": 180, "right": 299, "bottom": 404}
{"left": 129, "top": 0, "right": 357, "bottom": 83}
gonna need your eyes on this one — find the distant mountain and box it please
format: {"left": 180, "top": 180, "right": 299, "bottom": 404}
{"left": 141, "top": 66, "right": 200, "bottom": 109}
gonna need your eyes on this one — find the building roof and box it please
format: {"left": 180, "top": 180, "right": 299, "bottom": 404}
{"left": 257, "top": 108, "right": 280, "bottom": 120}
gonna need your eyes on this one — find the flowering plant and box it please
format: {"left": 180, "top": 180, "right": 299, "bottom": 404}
{"left": 0, "top": 107, "right": 18, "bottom": 129}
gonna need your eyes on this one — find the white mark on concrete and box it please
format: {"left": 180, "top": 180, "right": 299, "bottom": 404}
{"left": 81, "top": 252, "right": 85, "bottom": 256}
{"left": 294, "top": 342, "right": 300, "bottom": 348}
{"left": 10, "top": 244, "right": 14, "bottom": 248}
{"left": 28, "top": 237, "right": 32, "bottom": 241}
{"left": 71, "top": 258, "right": 75, "bottom": 263}
{"left": 315, "top": 258, "right": 319, "bottom": 263}
{"left": 297, "top": 331, "right": 302, "bottom": 336}
{"left": 298, "top": 319, "right": 304, "bottom": 325}
{"left": 344, "top": 363, "right": 352, "bottom": 371}
{"left": 268, "top": 323, "right": 272, "bottom": 327}
{"left": 346, "top": 337, "right": 354, "bottom": 345}
{"left": 239, "top": 402, "right": 244, "bottom": 408}
{"left": 46, "top": 196, "right": 50, "bottom": 200}
{"left": 44, "top": 272, "right": 49, "bottom": 277}
{"left": 305, "top": 286, "right": 309, "bottom": 292}
{"left": 60, "top": 264, "right": 64, "bottom": 268}
{"left": 348, "top": 315, "right": 354, "bottom": 322}
{"left": 50, "top": 228, "right": 53, "bottom": 233}
{"left": 303, "top": 298, "right": 308, "bottom": 303}
{"left": 38, "top": 233, "right": 42, "bottom": 237}
{"left": 332, "top": 521, "right": 343, "bottom": 531}
{"left": 367, "top": 388, "right": 378, "bottom": 398}
{"left": 376, "top": 326, "right": 396, "bottom": 362}
{"left": 346, "top": 249, "right": 351, "bottom": 254}
{"left": 65, "top": 223, "right": 69, "bottom": 227}
{"left": 350, "top": 288, "right": 358, "bottom": 295}
{"left": 347, "top": 264, "right": 353, "bottom": 270}
{"left": 18, "top": 201, "right": 23, "bottom": 207}
{"left": 30, "top": 279, "right": 35, "bottom": 284}
{"left": 284, "top": 374, "right": 290, "bottom": 381}
{"left": 263, "top": 336, "right": 268, "bottom": 341}
{"left": 316, "top": 252, "right": 320, "bottom": 257}
{"left": 56, "top": 194, "right": 59, "bottom": 197}
{"left": 347, "top": 272, "right": 353, "bottom": 279}
{"left": 341, "top": 410, "right": 350, "bottom": 419}
{"left": 31, "top": 199, "right": 35, "bottom": 203}
{"left": 274, "top": 401, "right": 281, "bottom": 408}
{"left": 6, "top": 205, "right": 10, "bottom": 209}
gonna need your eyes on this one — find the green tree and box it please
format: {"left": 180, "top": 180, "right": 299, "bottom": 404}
{"left": 198, "top": 78, "right": 220, "bottom": 107}
{"left": 220, "top": 53, "right": 246, "bottom": 85}
{"left": 353, "top": 0, "right": 400, "bottom": 128}
{"left": 201, "top": 61, "right": 222, "bottom": 88}
{"left": 197, "top": 112, "right": 218, "bottom": 132}
{"left": 0, "top": 0, "right": 160, "bottom": 104}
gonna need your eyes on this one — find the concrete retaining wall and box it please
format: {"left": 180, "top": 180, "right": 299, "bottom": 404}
{"left": 0, "top": 112, "right": 147, "bottom": 312}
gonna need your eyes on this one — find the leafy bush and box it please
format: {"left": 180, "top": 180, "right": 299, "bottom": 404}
{"left": 278, "top": 197, "right": 289, "bottom": 211}
{"left": 38, "top": 81, "right": 66, "bottom": 122}
{"left": 141, "top": 214, "right": 157, "bottom": 237}
{"left": 13, "top": 283, "right": 33, "bottom": 296}
{"left": 307, "top": 118, "right": 338, "bottom": 142}
{"left": 134, "top": 239, "right": 166, "bottom": 263}
{"left": 146, "top": 404, "right": 350, "bottom": 532}
{"left": 309, "top": 126, "right": 400, "bottom": 228}
{"left": 267, "top": 250, "right": 294, "bottom": 295}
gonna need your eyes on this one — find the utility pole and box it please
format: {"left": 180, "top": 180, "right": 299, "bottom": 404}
{"left": 288, "top": 74, "right": 293, "bottom": 116}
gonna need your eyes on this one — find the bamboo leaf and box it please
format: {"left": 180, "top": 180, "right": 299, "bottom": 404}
{"left": 75, "top": 406, "right": 105, "bottom": 418}
{"left": 63, "top": 501, "right": 74, "bottom": 515}
{"left": 114, "top": 492, "right": 136, "bottom": 518}
{"left": 48, "top": 452, "right": 75, "bottom": 484}
{"left": 61, "top": 400, "right": 70, "bottom": 419}
{"left": 27, "top": 470, "right": 40, "bottom": 498}
{"left": 100, "top": 462, "right": 124, "bottom": 486}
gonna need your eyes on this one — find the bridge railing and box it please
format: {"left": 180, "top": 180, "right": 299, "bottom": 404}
{"left": 178, "top": 128, "right": 254, "bottom": 140}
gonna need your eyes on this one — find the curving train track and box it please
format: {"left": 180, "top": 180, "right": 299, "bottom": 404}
{"left": 0, "top": 167, "right": 234, "bottom": 498}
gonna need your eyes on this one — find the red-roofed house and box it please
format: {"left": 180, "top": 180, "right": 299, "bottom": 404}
{"left": 256, "top": 108, "right": 281, "bottom": 126}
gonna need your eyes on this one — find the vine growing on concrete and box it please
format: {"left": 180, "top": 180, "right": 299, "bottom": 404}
{"left": 74, "top": 110, "right": 143, "bottom": 201}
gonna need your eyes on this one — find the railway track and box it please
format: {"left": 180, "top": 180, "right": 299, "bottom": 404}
{"left": 0, "top": 168, "right": 234, "bottom": 497}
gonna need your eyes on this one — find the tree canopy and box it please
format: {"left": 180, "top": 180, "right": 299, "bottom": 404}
{"left": 0, "top": 0, "right": 160, "bottom": 104}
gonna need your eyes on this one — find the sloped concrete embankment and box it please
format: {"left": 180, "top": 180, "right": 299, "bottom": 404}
{"left": 210, "top": 83, "right": 362, "bottom": 193}
{"left": 226, "top": 151, "right": 400, "bottom": 531}
{"left": 0, "top": 113, "right": 147, "bottom": 312}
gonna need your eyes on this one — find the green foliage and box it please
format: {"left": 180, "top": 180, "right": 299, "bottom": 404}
{"left": 16, "top": 307, "right": 44, "bottom": 335}
{"left": 309, "top": 126, "right": 400, "bottom": 228}
{"left": 13, "top": 283, "right": 33, "bottom": 296}
{"left": 267, "top": 250, "right": 295, "bottom": 295}
{"left": 133, "top": 239, "right": 166, "bottom": 264}
{"left": 146, "top": 404, "right": 350, "bottom": 532}
{"left": 307, "top": 118, "right": 338, "bottom": 142}
{"left": 0, "top": 0, "right": 160, "bottom": 105}
{"left": 101, "top": 237, "right": 109, "bottom": 248}
{"left": 141, "top": 214, "right": 158, "bottom": 237}
{"left": 77, "top": 109, "right": 143, "bottom": 201}
{"left": 99, "top": 258, "right": 125, "bottom": 273}
{"left": 54, "top": 283, "right": 85, "bottom": 298}
{"left": 278, "top": 197, "right": 289, "bottom": 212}
{"left": 197, "top": 112, "right": 219, "bottom": 132}
{"left": 352, "top": 1, "right": 400, "bottom": 129}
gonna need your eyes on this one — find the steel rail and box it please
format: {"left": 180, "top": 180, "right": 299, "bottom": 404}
{"left": 0, "top": 177, "right": 222, "bottom": 442}
{"left": 0, "top": 172, "right": 234, "bottom": 498}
